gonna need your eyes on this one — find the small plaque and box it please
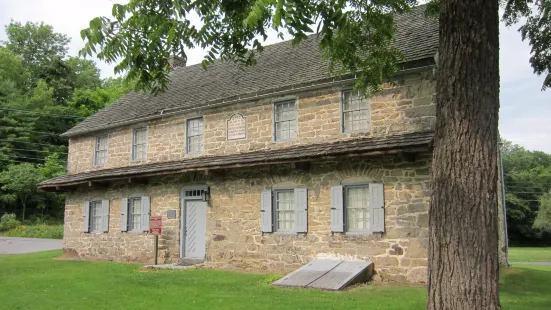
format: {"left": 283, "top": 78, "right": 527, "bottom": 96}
{"left": 227, "top": 113, "right": 247, "bottom": 141}
{"left": 149, "top": 216, "right": 162, "bottom": 235}
{"left": 167, "top": 210, "right": 177, "bottom": 219}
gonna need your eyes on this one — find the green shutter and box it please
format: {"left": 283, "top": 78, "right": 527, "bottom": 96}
{"left": 83, "top": 201, "right": 90, "bottom": 233}
{"left": 141, "top": 196, "right": 150, "bottom": 232}
{"left": 101, "top": 200, "right": 110, "bottom": 232}
{"left": 370, "top": 183, "right": 385, "bottom": 232}
{"left": 121, "top": 198, "right": 128, "bottom": 232}
{"left": 261, "top": 190, "right": 273, "bottom": 232}
{"left": 294, "top": 188, "right": 308, "bottom": 233}
{"left": 330, "top": 185, "right": 344, "bottom": 232}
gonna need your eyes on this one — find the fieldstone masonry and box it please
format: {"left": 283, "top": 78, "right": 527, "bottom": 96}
{"left": 64, "top": 154, "right": 431, "bottom": 283}
{"left": 62, "top": 68, "right": 436, "bottom": 284}
{"left": 67, "top": 71, "right": 436, "bottom": 175}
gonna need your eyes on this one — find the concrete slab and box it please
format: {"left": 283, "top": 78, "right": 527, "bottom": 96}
{"left": 0, "top": 236, "right": 63, "bottom": 254}
{"left": 143, "top": 264, "right": 194, "bottom": 270}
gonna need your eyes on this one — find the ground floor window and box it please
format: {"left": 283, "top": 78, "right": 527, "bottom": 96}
{"left": 129, "top": 197, "right": 142, "bottom": 231}
{"left": 89, "top": 200, "right": 103, "bottom": 232}
{"left": 344, "top": 185, "right": 370, "bottom": 232}
{"left": 261, "top": 188, "right": 307, "bottom": 234}
{"left": 274, "top": 190, "right": 296, "bottom": 232}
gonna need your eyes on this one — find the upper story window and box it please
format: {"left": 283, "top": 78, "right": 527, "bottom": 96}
{"left": 342, "top": 90, "right": 370, "bottom": 133}
{"left": 132, "top": 127, "right": 147, "bottom": 161}
{"left": 186, "top": 117, "right": 204, "bottom": 154}
{"left": 273, "top": 100, "right": 297, "bottom": 141}
{"left": 94, "top": 135, "right": 108, "bottom": 166}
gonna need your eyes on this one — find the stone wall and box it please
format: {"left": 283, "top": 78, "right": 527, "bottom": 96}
{"left": 67, "top": 70, "right": 436, "bottom": 174}
{"left": 64, "top": 153, "right": 431, "bottom": 283}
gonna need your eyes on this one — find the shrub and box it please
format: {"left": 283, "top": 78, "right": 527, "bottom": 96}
{"left": 0, "top": 213, "right": 21, "bottom": 232}
{"left": 2, "top": 224, "right": 63, "bottom": 239}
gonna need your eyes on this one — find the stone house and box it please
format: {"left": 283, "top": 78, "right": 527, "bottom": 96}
{"left": 39, "top": 7, "right": 439, "bottom": 283}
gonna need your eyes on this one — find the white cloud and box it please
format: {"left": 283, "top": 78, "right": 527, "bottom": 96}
{"left": 1, "top": 1, "right": 550, "bottom": 152}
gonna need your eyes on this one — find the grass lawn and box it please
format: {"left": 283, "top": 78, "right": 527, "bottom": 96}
{"left": 0, "top": 251, "right": 550, "bottom": 310}
{"left": 509, "top": 247, "right": 551, "bottom": 262}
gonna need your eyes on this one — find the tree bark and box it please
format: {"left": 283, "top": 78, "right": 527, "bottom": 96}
{"left": 427, "top": 0, "right": 501, "bottom": 309}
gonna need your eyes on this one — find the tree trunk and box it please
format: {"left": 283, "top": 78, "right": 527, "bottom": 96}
{"left": 427, "top": 0, "right": 501, "bottom": 309}
{"left": 20, "top": 196, "right": 27, "bottom": 221}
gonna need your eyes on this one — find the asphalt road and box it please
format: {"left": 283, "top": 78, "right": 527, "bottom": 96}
{"left": 0, "top": 236, "right": 62, "bottom": 254}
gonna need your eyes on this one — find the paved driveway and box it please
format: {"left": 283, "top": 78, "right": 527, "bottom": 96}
{"left": 0, "top": 236, "right": 62, "bottom": 254}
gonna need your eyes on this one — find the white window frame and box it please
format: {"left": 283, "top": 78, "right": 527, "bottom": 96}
{"left": 186, "top": 117, "right": 204, "bottom": 154}
{"left": 131, "top": 127, "right": 147, "bottom": 161}
{"left": 273, "top": 99, "right": 298, "bottom": 142}
{"left": 341, "top": 89, "right": 371, "bottom": 133}
{"left": 89, "top": 200, "right": 103, "bottom": 233}
{"left": 93, "top": 134, "right": 108, "bottom": 166}
{"left": 343, "top": 184, "right": 371, "bottom": 234}
{"left": 128, "top": 197, "right": 143, "bottom": 232}
{"left": 273, "top": 189, "right": 296, "bottom": 233}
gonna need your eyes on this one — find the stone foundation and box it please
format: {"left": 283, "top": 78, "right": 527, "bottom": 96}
{"left": 63, "top": 154, "right": 431, "bottom": 283}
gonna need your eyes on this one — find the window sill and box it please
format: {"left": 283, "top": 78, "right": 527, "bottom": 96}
{"left": 344, "top": 232, "right": 373, "bottom": 236}
{"left": 273, "top": 139, "right": 298, "bottom": 143}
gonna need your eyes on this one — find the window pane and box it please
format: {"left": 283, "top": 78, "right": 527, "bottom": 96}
{"left": 90, "top": 201, "right": 102, "bottom": 232}
{"left": 130, "top": 198, "right": 142, "bottom": 231}
{"left": 276, "top": 190, "right": 295, "bottom": 232}
{"left": 274, "top": 101, "right": 297, "bottom": 141}
{"left": 345, "top": 185, "right": 370, "bottom": 232}
{"left": 187, "top": 118, "right": 204, "bottom": 153}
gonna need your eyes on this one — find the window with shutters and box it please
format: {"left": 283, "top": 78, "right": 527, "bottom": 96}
{"left": 89, "top": 200, "right": 103, "bottom": 232}
{"left": 132, "top": 127, "right": 147, "bottom": 161}
{"left": 129, "top": 197, "right": 142, "bottom": 231}
{"left": 261, "top": 188, "right": 307, "bottom": 234}
{"left": 186, "top": 117, "right": 204, "bottom": 154}
{"left": 341, "top": 90, "right": 370, "bottom": 133}
{"left": 331, "top": 183, "right": 385, "bottom": 234}
{"left": 273, "top": 100, "right": 297, "bottom": 141}
{"left": 344, "top": 185, "right": 370, "bottom": 232}
{"left": 94, "top": 135, "right": 108, "bottom": 166}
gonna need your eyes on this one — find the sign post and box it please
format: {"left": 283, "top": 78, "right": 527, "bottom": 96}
{"left": 149, "top": 216, "right": 162, "bottom": 265}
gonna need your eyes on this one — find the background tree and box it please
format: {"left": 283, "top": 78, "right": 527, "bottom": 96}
{"left": 0, "top": 163, "right": 43, "bottom": 221}
{"left": 533, "top": 190, "right": 551, "bottom": 232}
{"left": 77, "top": 0, "right": 550, "bottom": 308}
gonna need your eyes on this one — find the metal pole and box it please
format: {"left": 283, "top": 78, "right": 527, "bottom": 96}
{"left": 154, "top": 234, "right": 159, "bottom": 265}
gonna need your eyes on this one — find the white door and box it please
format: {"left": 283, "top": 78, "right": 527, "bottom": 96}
{"left": 182, "top": 200, "right": 207, "bottom": 259}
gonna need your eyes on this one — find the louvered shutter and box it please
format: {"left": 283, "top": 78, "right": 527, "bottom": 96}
{"left": 121, "top": 198, "right": 128, "bottom": 232}
{"left": 101, "top": 200, "right": 110, "bottom": 232}
{"left": 294, "top": 188, "right": 308, "bottom": 233}
{"left": 261, "top": 190, "right": 273, "bottom": 232}
{"left": 330, "top": 185, "right": 344, "bottom": 232}
{"left": 141, "top": 196, "right": 151, "bottom": 232}
{"left": 370, "top": 183, "right": 385, "bottom": 232}
{"left": 83, "top": 201, "right": 90, "bottom": 232}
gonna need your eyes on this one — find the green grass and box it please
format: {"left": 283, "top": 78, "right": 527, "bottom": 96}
{"left": 509, "top": 247, "right": 551, "bottom": 262}
{"left": 0, "top": 251, "right": 550, "bottom": 310}
{"left": 0, "top": 224, "right": 63, "bottom": 239}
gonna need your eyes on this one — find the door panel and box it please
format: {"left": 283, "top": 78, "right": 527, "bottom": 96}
{"left": 184, "top": 200, "right": 207, "bottom": 259}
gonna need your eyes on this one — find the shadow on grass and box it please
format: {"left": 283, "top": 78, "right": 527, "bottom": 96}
{"left": 500, "top": 266, "right": 551, "bottom": 310}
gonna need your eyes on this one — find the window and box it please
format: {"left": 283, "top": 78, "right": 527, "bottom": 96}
{"left": 330, "top": 183, "right": 385, "bottom": 234}
{"left": 260, "top": 188, "right": 307, "bottom": 233}
{"left": 132, "top": 127, "right": 147, "bottom": 161}
{"left": 94, "top": 135, "right": 108, "bottom": 166}
{"left": 274, "top": 100, "right": 297, "bottom": 141}
{"left": 186, "top": 117, "right": 204, "bottom": 154}
{"left": 89, "top": 200, "right": 103, "bottom": 232}
{"left": 83, "top": 199, "right": 109, "bottom": 233}
{"left": 129, "top": 197, "right": 142, "bottom": 231}
{"left": 120, "top": 195, "right": 150, "bottom": 232}
{"left": 342, "top": 90, "right": 370, "bottom": 133}
{"left": 345, "top": 185, "right": 370, "bottom": 232}
{"left": 274, "top": 190, "right": 295, "bottom": 232}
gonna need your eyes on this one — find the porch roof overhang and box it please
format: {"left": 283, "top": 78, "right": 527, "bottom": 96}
{"left": 38, "top": 131, "right": 434, "bottom": 192}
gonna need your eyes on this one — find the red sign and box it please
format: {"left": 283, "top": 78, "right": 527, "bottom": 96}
{"left": 149, "top": 216, "right": 162, "bottom": 235}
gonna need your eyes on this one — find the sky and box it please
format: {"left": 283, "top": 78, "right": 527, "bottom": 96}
{"left": 1, "top": 0, "right": 550, "bottom": 153}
